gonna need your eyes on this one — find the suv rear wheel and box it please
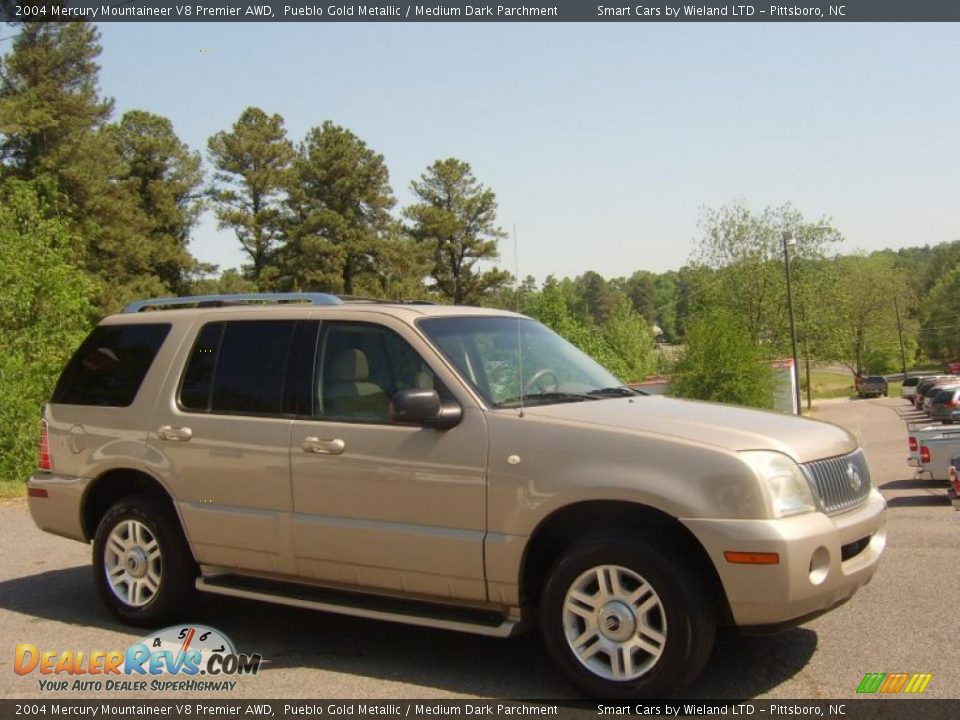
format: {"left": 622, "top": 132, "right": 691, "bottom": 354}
{"left": 540, "top": 532, "right": 715, "bottom": 697}
{"left": 92, "top": 496, "right": 197, "bottom": 626}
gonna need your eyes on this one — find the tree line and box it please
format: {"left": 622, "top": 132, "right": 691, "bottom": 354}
{"left": 3, "top": 18, "right": 960, "bottom": 483}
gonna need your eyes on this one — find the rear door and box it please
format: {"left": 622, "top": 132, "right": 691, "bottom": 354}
{"left": 147, "top": 316, "right": 306, "bottom": 576}
{"left": 288, "top": 318, "right": 489, "bottom": 602}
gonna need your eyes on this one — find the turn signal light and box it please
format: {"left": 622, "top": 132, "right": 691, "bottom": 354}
{"left": 724, "top": 551, "right": 780, "bottom": 565}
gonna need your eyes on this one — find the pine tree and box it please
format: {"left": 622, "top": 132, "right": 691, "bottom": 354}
{"left": 404, "top": 158, "right": 511, "bottom": 305}
{"left": 112, "top": 110, "right": 205, "bottom": 293}
{"left": 207, "top": 107, "right": 295, "bottom": 284}
{"left": 278, "top": 121, "right": 395, "bottom": 295}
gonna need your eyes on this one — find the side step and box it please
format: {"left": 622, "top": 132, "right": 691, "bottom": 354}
{"left": 196, "top": 574, "right": 518, "bottom": 638}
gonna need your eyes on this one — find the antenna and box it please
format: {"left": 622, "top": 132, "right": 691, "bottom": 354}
{"left": 514, "top": 223, "right": 524, "bottom": 418}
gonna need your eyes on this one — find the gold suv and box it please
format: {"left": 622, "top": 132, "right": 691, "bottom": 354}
{"left": 28, "top": 293, "right": 887, "bottom": 697}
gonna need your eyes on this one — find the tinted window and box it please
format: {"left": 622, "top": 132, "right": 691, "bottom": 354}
{"left": 903, "top": 378, "right": 920, "bottom": 387}
{"left": 179, "top": 323, "right": 224, "bottom": 411}
{"left": 53, "top": 324, "right": 170, "bottom": 407}
{"left": 199, "top": 321, "right": 297, "bottom": 415}
{"left": 314, "top": 323, "right": 441, "bottom": 423}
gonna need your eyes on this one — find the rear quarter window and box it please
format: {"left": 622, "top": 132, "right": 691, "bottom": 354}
{"left": 52, "top": 324, "right": 171, "bottom": 407}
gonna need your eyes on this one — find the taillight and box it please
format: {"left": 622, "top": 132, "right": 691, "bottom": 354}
{"left": 951, "top": 466, "right": 958, "bottom": 483}
{"left": 909, "top": 437, "right": 918, "bottom": 452}
{"left": 38, "top": 419, "right": 52, "bottom": 472}
{"left": 953, "top": 468, "right": 960, "bottom": 496}
{"left": 920, "top": 446, "right": 931, "bottom": 464}
{"left": 948, "top": 401, "right": 959, "bottom": 408}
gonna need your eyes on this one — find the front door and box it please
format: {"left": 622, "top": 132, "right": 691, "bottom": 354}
{"left": 289, "top": 320, "right": 489, "bottom": 602}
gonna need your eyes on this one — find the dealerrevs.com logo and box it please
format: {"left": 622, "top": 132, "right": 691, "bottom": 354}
{"left": 14, "top": 625, "right": 261, "bottom": 692}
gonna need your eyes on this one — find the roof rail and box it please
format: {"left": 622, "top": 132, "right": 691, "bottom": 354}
{"left": 339, "top": 296, "right": 437, "bottom": 305}
{"left": 122, "top": 292, "right": 343, "bottom": 314}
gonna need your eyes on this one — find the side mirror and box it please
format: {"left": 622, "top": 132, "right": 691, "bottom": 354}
{"left": 391, "top": 388, "right": 462, "bottom": 430}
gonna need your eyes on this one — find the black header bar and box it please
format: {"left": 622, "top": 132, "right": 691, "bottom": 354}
{"left": 4, "top": 0, "right": 960, "bottom": 23}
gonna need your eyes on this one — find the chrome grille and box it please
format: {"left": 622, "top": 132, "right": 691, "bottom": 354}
{"left": 802, "top": 449, "right": 872, "bottom": 515}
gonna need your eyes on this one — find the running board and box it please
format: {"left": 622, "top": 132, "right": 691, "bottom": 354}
{"left": 196, "top": 574, "right": 518, "bottom": 638}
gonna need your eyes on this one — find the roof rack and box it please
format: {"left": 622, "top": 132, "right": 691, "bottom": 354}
{"left": 122, "top": 293, "right": 343, "bottom": 314}
{"left": 339, "top": 296, "right": 437, "bottom": 305}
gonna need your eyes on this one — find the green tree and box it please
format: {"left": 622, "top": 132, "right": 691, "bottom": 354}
{"left": 405, "top": 158, "right": 511, "bottom": 305}
{"left": 0, "top": 179, "right": 93, "bottom": 486}
{"left": 828, "top": 255, "right": 916, "bottom": 374}
{"left": 278, "top": 121, "right": 396, "bottom": 294}
{"left": 0, "top": 20, "right": 112, "bottom": 174}
{"left": 528, "top": 278, "right": 654, "bottom": 383}
{"left": 670, "top": 308, "right": 775, "bottom": 409}
{"left": 207, "top": 107, "right": 295, "bottom": 283}
{"left": 112, "top": 110, "right": 205, "bottom": 293}
{"left": 0, "top": 19, "right": 161, "bottom": 311}
{"left": 694, "top": 202, "right": 841, "bottom": 353}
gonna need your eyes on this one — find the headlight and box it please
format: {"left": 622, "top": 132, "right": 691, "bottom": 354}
{"left": 740, "top": 450, "right": 817, "bottom": 518}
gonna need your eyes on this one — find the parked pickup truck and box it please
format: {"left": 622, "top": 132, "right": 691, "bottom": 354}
{"left": 908, "top": 425, "right": 960, "bottom": 481}
{"left": 949, "top": 458, "right": 960, "bottom": 510}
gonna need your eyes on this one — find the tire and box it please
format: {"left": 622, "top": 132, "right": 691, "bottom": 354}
{"left": 539, "top": 532, "right": 716, "bottom": 698}
{"left": 92, "top": 495, "right": 197, "bottom": 626}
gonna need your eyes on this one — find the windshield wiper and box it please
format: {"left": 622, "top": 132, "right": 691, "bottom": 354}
{"left": 496, "top": 392, "right": 600, "bottom": 408}
{"left": 587, "top": 385, "right": 642, "bottom": 397}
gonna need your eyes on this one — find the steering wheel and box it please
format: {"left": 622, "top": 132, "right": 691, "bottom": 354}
{"left": 523, "top": 368, "right": 559, "bottom": 395}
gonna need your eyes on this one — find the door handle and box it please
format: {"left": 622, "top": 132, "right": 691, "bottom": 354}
{"left": 157, "top": 425, "right": 193, "bottom": 442}
{"left": 302, "top": 437, "right": 345, "bottom": 455}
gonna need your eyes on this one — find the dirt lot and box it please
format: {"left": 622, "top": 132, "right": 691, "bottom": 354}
{"left": 0, "top": 397, "right": 956, "bottom": 700}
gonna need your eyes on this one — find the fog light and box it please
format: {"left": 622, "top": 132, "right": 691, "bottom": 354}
{"left": 809, "top": 546, "right": 830, "bottom": 585}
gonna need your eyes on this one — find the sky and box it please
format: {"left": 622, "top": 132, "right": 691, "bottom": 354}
{"left": 91, "top": 21, "right": 960, "bottom": 282}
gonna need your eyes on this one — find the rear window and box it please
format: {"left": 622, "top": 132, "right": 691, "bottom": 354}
{"left": 866, "top": 376, "right": 885, "bottom": 383}
{"left": 903, "top": 377, "right": 920, "bottom": 387}
{"left": 52, "top": 324, "right": 171, "bottom": 407}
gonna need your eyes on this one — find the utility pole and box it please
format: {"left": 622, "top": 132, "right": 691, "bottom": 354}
{"left": 782, "top": 230, "right": 802, "bottom": 415}
{"left": 894, "top": 296, "right": 907, "bottom": 379}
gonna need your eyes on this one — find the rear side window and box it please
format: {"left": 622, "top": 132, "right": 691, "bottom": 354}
{"left": 179, "top": 320, "right": 297, "bottom": 415}
{"left": 52, "top": 324, "right": 171, "bottom": 407}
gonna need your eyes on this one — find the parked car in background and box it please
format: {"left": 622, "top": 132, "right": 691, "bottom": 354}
{"left": 945, "top": 360, "right": 960, "bottom": 375}
{"left": 915, "top": 377, "right": 953, "bottom": 410}
{"left": 909, "top": 425, "right": 960, "bottom": 481}
{"left": 901, "top": 375, "right": 932, "bottom": 401}
{"left": 929, "top": 387, "right": 960, "bottom": 424}
{"left": 924, "top": 382, "right": 960, "bottom": 415}
{"left": 859, "top": 375, "right": 888, "bottom": 398}
{"left": 949, "top": 458, "right": 960, "bottom": 510}
{"left": 900, "top": 376, "right": 917, "bottom": 400}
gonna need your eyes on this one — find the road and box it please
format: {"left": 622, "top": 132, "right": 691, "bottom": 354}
{"left": 1, "top": 397, "right": 956, "bottom": 700}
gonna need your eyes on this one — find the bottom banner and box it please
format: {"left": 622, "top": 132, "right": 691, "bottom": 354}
{"left": 0, "top": 700, "right": 956, "bottom": 720}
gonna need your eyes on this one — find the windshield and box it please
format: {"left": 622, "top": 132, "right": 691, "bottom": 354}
{"left": 418, "top": 316, "right": 627, "bottom": 408}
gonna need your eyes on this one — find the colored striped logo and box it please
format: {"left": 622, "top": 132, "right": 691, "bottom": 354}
{"left": 857, "top": 672, "right": 933, "bottom": 694}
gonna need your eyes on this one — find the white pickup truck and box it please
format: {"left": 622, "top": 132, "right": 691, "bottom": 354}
{"left": 908, "top": 425, "right": 960, "bottom": 481}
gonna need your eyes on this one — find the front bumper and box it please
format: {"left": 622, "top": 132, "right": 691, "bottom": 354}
{"left": 682, "top": 489, "right": 887, "bottom": 627}
{"left": 27, "top": 473, "right": 90, "bottom": 542}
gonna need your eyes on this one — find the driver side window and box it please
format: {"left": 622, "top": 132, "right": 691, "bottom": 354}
{"left": 313, "top": 322, "right": 441, "bottom": 423}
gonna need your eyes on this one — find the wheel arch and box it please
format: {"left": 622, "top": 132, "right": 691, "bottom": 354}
{"left": 81, "top": 468, "right": 180, "bottom": 543}
{"left": 519, "top": 500, "right": 734, "bottom": 626}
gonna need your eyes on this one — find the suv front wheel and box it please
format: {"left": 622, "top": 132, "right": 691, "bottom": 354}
{"left": 92, "top": 496, "right": 197, "bottom": 626}
{"left": 540, "top": 532, "right": 716, "bottom": 697}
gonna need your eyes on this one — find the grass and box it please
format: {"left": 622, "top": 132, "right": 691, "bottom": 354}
{"left": 804, "top": 370, "right": 856, "bottom": 400}
{"left": 0, "top": 478, "right": 25, "bottom": 500}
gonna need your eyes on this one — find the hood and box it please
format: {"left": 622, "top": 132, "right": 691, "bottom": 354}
{"left": 521, "top": 395, "right": 857, "bottom": 464}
